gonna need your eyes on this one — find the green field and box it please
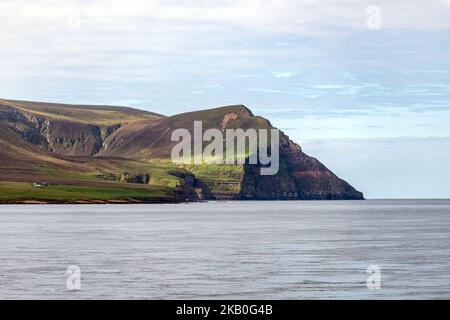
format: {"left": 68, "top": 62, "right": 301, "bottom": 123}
{"left": 0, "top": 181, "right": 178, "bottom": 203}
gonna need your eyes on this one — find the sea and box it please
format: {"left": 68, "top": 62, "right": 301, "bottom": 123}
{"left": 0, "top": 200, "right": 449, "bottom": 299}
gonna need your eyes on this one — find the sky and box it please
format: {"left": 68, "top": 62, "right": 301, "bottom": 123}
{"left": 0, "top": 0, "right": 449, "bottom": 198}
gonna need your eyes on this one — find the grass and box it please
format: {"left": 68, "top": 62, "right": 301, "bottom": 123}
{"left": 28, "top": 157, "right": 183, "bottom": 185}
{"left": 0, "top": 181, "right": 177, "bottom": 203}
{"left": 0, "top": 158, "right": 185, "bottom": 203}
{"left": 90, "top": 159, "right": 183, "bottom": 188}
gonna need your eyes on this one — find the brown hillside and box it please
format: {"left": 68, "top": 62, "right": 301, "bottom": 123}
{"left": 0, "top": 98, "right": 364, "bottom": 202}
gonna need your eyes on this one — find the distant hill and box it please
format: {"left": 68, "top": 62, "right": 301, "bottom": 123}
{"left": 0, "top": 98, "right": 363, "bottom": 203}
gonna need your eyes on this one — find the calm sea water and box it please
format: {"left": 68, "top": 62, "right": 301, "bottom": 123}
{"left": 0, "top": 200, "right": 449, "bottom": 300}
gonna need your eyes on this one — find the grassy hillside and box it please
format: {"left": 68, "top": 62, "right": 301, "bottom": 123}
{"left": 0, "top": 98, "right": 364, "bottom": 203}
{"left": 99, "top": 104, "right": 262, "bottom": 159}
{"left": 0, "top": 100, "right": 186, "bottom": 203}
{"left": 0, "top": 181, "right": 177, "bottom": 204}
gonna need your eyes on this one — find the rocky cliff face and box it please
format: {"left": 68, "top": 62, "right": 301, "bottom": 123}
{"left": 240, "top": 133, "right": 363, "bottom": 200}
{"left": 0, "top": 104, "right": 122, "bottom": 156}
{"left": 44, "top": 121, "right": 121, "bottom": 156}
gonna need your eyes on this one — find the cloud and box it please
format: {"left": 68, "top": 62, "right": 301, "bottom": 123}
{"left": 271, "top": 71, "right": 294, "bottom": 78}
{"left": 2, "top": 1, "right": 450, "bottom": 38}
{"left": 399, "top": 69, "right": 450, "bottom": 75}
{"left": 77, "top": 0, "right": 450, "bottom": 32}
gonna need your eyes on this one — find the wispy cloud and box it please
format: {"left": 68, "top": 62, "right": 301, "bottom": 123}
{"left": 271, "top": 71, "right": 295, "bottom": 78}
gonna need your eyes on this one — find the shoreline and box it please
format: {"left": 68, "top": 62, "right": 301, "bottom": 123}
{"left": 0, "top": 198, "right": 369, "bottom": 205}
{"left": 0, "top": 198, "right": 186, "bottom": 205}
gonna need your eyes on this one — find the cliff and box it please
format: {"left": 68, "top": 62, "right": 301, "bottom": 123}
{"left": 0, "top": 98, "right": 363, "bottom": 203}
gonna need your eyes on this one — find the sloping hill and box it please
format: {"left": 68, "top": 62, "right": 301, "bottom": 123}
{"left": 98, "top": 104, "right": 363, "bottom": 200}
{"left": 0, "top": 99, "right": 163, "bottom": 156}
{"left": 0, "top": 98, "right": 364, "bottom": 203}
{"left": 0, "top": 99, "right": 182, "bottom": 203}
{"left": 99, "top": 105, "right": 256, "bottom": 159}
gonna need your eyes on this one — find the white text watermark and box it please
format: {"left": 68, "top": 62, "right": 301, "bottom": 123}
{"left": 171, "top": 121, "right": 280, "bottom": 175}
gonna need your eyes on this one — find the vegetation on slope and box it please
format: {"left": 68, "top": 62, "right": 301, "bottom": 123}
{"left": 0, "top": 98, "right": 364, "bottom": 203}
{"left": 0, "top": 181, "right": 177, "bottom": 204}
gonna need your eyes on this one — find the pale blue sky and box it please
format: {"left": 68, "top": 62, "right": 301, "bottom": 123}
{"left": 0, "top": 0, "right": 449, "bottom": 198}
